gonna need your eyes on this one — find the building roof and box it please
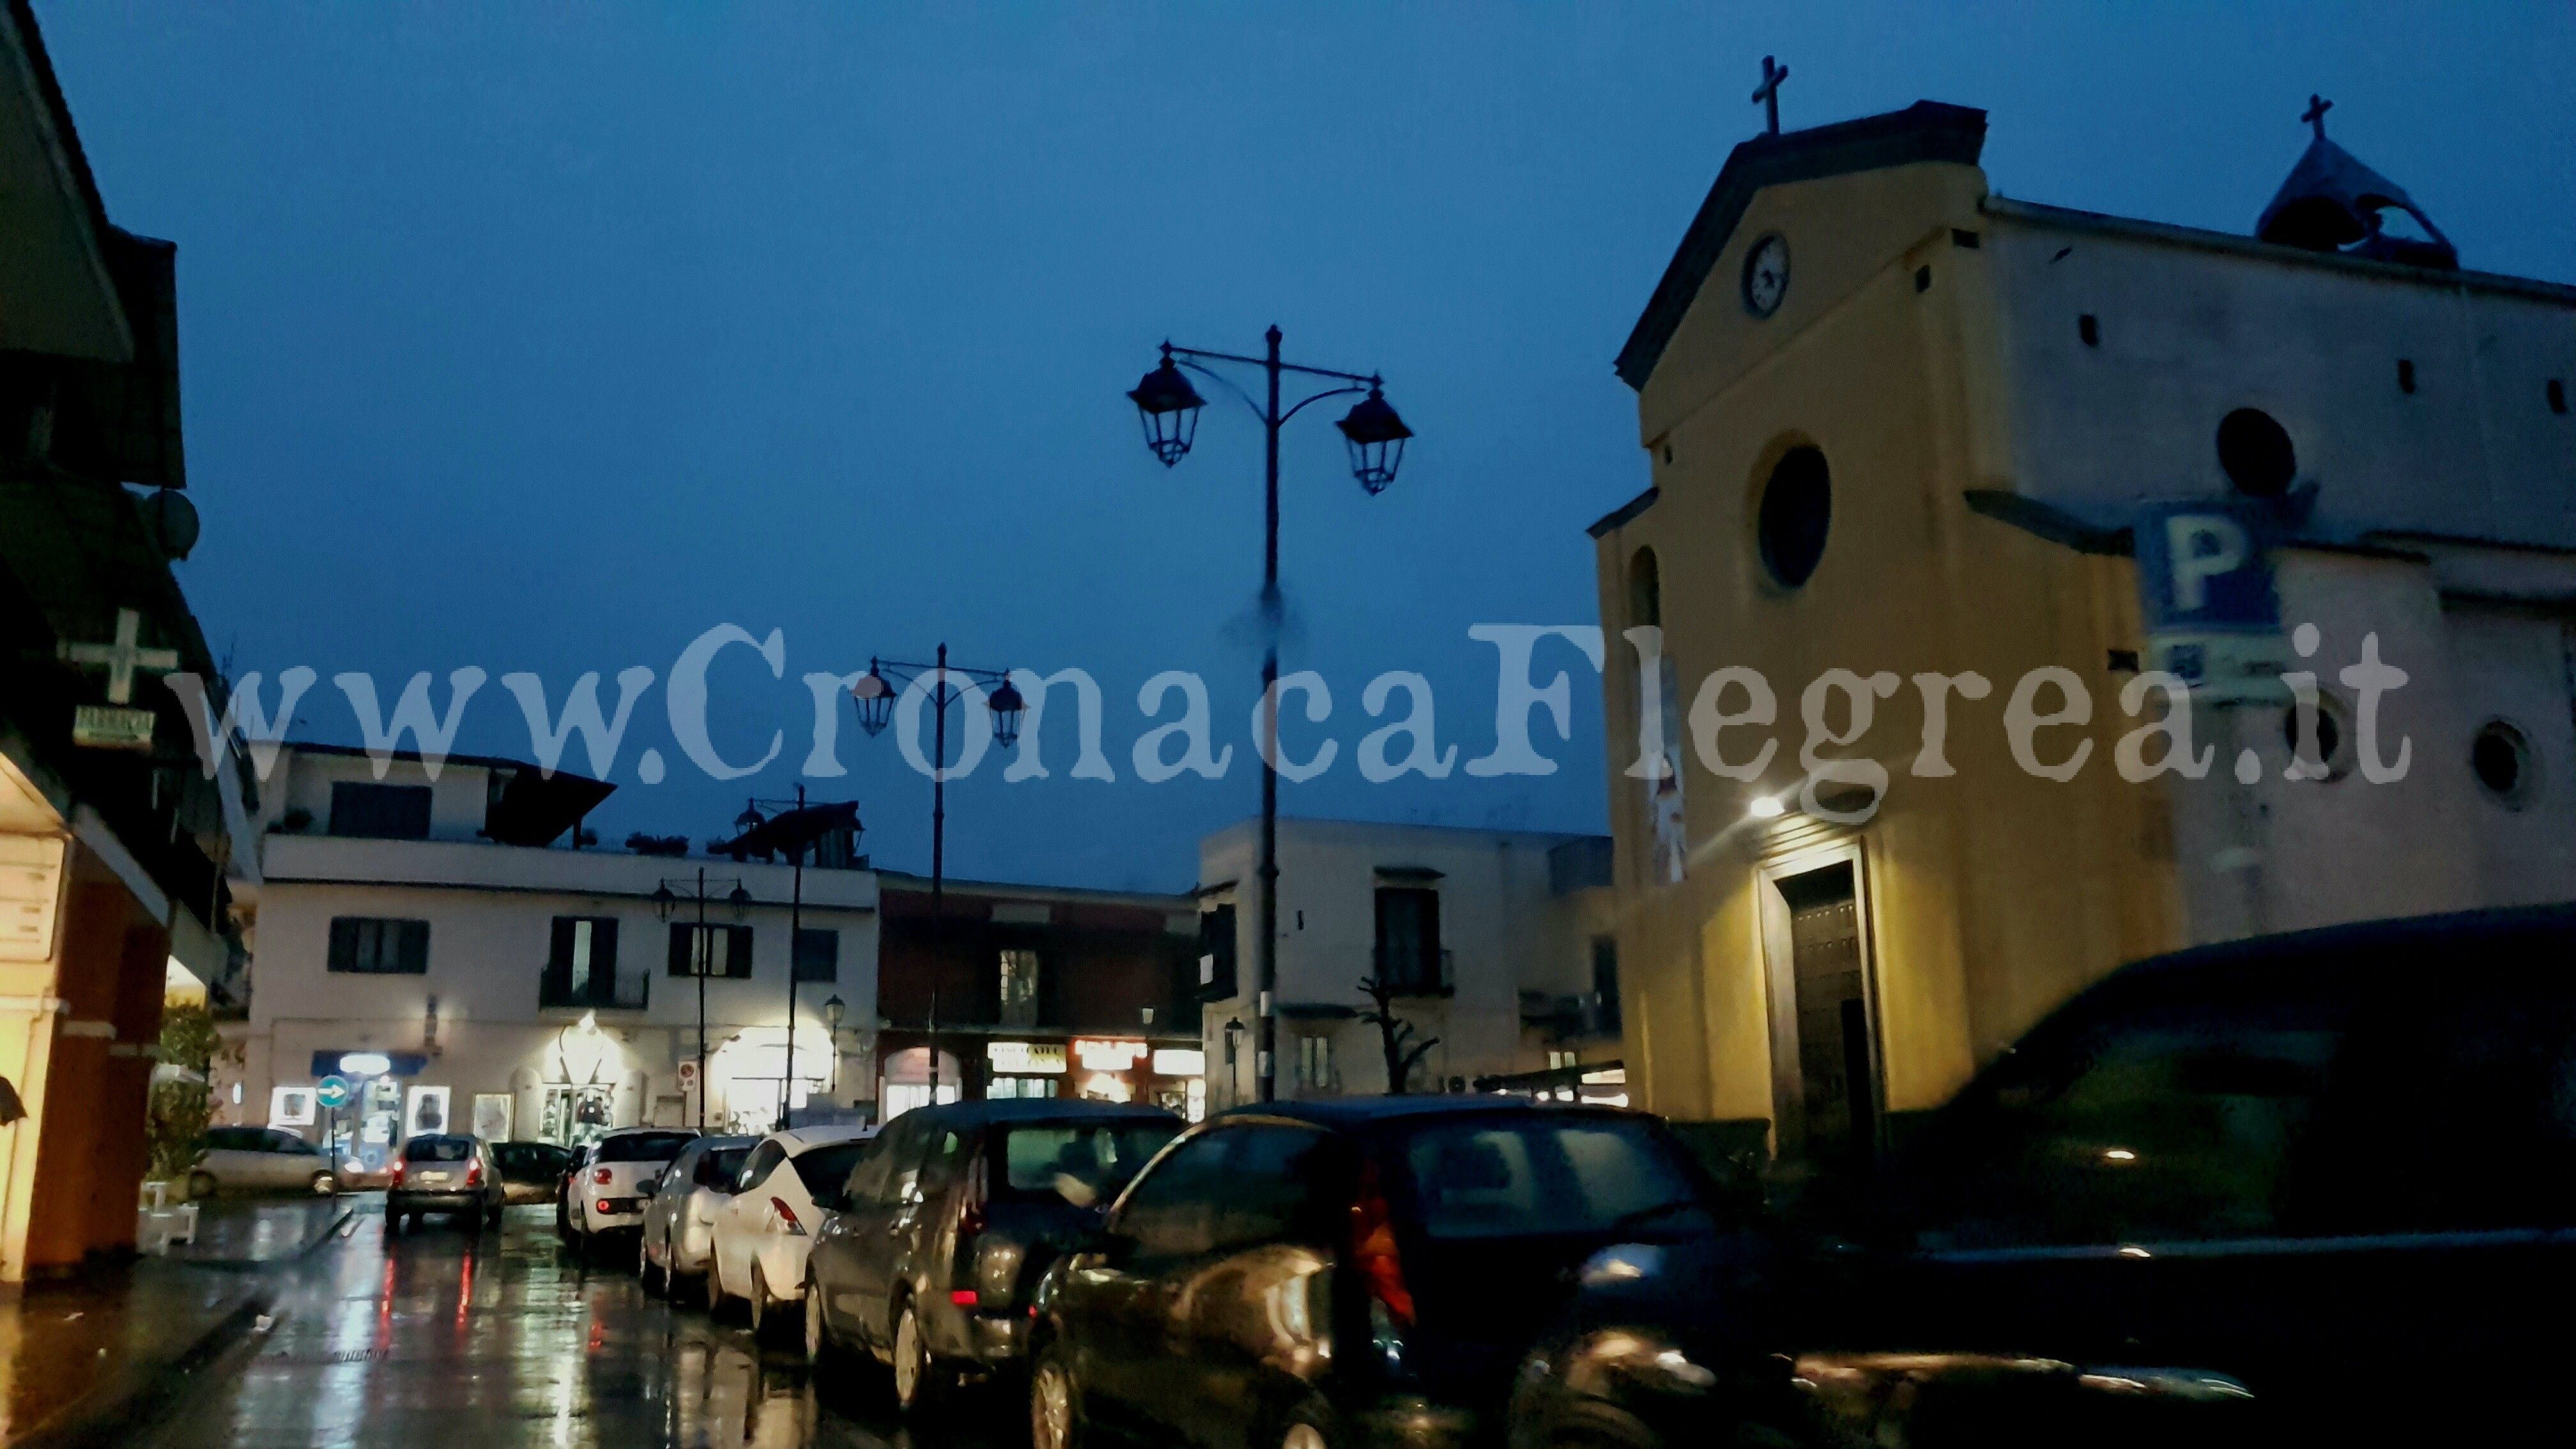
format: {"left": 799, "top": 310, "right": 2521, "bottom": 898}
{"left": 284, "top": 741, "right": 614, "bottom": 847}
{"left": 1613, "top": 100, "right": 1988, "bottom": 390}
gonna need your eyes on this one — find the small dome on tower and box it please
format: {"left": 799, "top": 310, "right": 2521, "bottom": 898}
{"left": 2256, "top": 96, "right": 2457, "bottom": 270}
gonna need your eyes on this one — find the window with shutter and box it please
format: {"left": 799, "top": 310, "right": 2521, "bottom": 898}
{"left": 1372, "top": 887, "right": 1443, "bottom": 994}
{"left": 327, "top": 917, "right": 431, "bottom": 974}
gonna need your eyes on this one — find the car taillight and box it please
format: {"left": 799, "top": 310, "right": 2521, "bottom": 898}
{"left": 950, "top": 1289, "right": 979, "bottom": 1307}
{"left": 592, "top": 1167, "right": 613, "bottom": 1186}
{"left": 1350, "top": 1162, "right": 1414, "bottom": 1326}
{"left": 466, "top": 1162, "right": 483, "bottom": 1188}
{"left": 769, "top": 1197, "right": 806, "bottom": 1236}
{"left": 392, "top": 1160, "right": 406, "bottom": 1187}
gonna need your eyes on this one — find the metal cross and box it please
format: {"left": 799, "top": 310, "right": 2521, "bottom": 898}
{"left": 57, "top": 608, "right": 180, "bottom": 704}
{"left": 1753, "top": 55, "right": 1790, "bottom": 135}
{"left": 2303, "top": 93, "right": 2332, "bottom": 139}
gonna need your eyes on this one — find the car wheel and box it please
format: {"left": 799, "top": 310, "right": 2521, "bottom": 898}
{"left": 892, "top": 1300, "right": 940, "bottom": 1415}
{"left": 1031, "top": 1346, "right": 1082, "bottom": 1449}
{"left": 747, "top": 1264, "right": 772, "bottom": 1338}
{"left": 187, "top": 1171, "right": 217, "bottom": 1200}
{"left": 640, "top": 1238, "right": 666, "bottom": 1298}
{"left": 705, "top": 1257, "right": 729, "bottom": 1317}
{"left": 802, "top": 1276, "right": 834, "bottom": 1365}
{"left": 487, "top": 1202, "right": 505, "bottom": 1228}
{"left": 309, "top": 1170, "right": 338, "bottom": 1196}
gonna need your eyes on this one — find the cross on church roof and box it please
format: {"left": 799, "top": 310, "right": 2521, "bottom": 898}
{"left": 2303, "top": 93, "right": 2333, "bottom": 139}
{"left": 1753, "top": 55, "right": 1789, "bottom": 136}
{"left": 57, "top": 608, "right": 181, "bottom": 705}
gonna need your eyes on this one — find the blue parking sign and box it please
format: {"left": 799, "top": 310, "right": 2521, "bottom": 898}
{"left": 2135, "top": 502, "right": 2288, "bottom": 703}
{"left": 2135, "top": 503, "right": 2281, "bottom": 634}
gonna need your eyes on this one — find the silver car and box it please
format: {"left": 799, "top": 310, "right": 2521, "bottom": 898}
{"left": 640, "top": 1135, "right": 755, "bottom": 1297}
{"left": 388, "top": 1134, "right": 505, "bottom": 1232}
{"left": 188, "top": 1126, "right": 339, "bottom": 1197}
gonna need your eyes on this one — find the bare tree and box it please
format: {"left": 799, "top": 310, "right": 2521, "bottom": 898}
{"left": 1358, "top": 974, "right": 1439, "bottom": 1095}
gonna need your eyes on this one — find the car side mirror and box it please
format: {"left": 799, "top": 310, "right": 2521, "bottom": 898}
{"left": 814, "top": 1190, "right": 847, "bottom": 1213}
{"left": 640, "top": 1176, "right": 663, "bottom": 1196}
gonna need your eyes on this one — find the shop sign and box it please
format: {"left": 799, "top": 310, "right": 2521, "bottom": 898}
{"left": 1151, "top": 1048, "right": 1206, "bottom": 1077}
{"left": 1074, "top": 1038, "right": 1149, "bottom": 1071}
{"left": 988, "top": 1041, "right": 1068, "bottom": 1075}
{"left": 72, "top": 705, "right": 155, "bottom": 751}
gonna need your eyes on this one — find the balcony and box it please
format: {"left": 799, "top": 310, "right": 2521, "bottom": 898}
{"left": 539, "top": 965, "right": 649, "bottom": 1012}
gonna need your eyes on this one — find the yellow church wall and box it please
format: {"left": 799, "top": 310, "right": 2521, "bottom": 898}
{"left": 1596, "top": 159, "right": 2184, "bottom": 1143}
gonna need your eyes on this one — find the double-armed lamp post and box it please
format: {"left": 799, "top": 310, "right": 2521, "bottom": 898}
{"left": 721, "top": 786, "right": 864, "bottom": 1130}
{"left": 648, "top": 868, "right": 750, "bottom": 1131}
{"left": 1126, "top": 328, "right": 1413, "bottom": 1103}
{"left": 847, "top": 647, "right": 1025, "bottom": 1104}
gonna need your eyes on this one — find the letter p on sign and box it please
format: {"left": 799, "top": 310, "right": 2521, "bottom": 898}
{"left": 2166, "top": 513, "right": 2248, "bottom": 613}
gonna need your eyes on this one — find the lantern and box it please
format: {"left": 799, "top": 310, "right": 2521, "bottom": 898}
{"left": 1128, "top": 349, "right": 1206, "bottom": 467}
{"left": 1336, "top": 385, "right": 1412, "bottom": 494}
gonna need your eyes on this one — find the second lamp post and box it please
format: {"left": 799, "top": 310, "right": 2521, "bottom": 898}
{"left": 848, "top": 646, "right": 1025, "bottom": 1105}
{"left": 1128, "top": 326, "right": 1413, "bottom": 1103}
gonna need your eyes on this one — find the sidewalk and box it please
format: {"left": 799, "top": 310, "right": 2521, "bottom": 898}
{"left": 0, "top": 1197, "right": 356, "bottom": 1446}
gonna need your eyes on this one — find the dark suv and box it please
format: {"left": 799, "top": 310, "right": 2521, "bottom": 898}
{"left": 1031, "top": 1098, "right": 1742, "bottom": 1449}
{"left": 802, "top": 1100, "right": 1182, "bottom": 1412}
{"left": 1508, "top": 905, "right": 2576, "bottom": 1449}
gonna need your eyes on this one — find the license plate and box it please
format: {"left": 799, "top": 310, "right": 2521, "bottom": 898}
{"left": 417, "top": 1172, "right": 454, "bottom": 1186}
{"left": 595, "top": 1198, "right": 637, "bottom": 1215}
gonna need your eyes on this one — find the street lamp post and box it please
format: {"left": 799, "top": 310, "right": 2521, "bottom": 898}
{"left": 720, "top": 789, "right": 864, "bottom": 1131}
{"left": 650, "top": 868, "right": 750, "bottom": 1131}
{"left": 1128, "top": 328, "right": 1412, "bottom": 1101}
{"left": 848, "top": 646, "right": 1025, "bottom": 1105}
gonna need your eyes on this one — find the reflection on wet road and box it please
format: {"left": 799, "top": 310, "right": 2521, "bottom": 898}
{"left": 149, "top": 1202, "right": 1018, "bottom": 1449}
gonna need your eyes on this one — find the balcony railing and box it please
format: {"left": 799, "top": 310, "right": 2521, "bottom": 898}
{"left": 539, "top": 966, "right": 649, "bottom": 1011}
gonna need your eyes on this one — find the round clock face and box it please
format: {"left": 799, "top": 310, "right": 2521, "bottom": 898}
{"left": 1741, "top": 233, "right": 1790, "bottom": 318}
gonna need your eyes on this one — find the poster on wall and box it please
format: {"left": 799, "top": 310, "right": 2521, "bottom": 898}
{"left": 270, "top": 1085, "right": 316, "bottom": 1128}
{"left": 471, "top": 1093, "right": 512, "bottom": 1142}
{"left": 405, "top": 1085, "right": 452, "bottom": 1138}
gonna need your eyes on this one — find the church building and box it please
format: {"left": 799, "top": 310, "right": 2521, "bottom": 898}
{"left": 1590, "top": 92, "right": 2576, "bottom": 1163}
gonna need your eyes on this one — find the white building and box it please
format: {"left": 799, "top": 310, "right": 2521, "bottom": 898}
{"left": 226, "top": 746, "right": 878, "bottom": 1168}
{"left": 1195, "top": 818, "right": 1620, "bottom": 1109}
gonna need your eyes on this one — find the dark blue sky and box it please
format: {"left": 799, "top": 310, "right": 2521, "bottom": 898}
{"left": 47, "top": 3, "right": 2575, "bottom": 893}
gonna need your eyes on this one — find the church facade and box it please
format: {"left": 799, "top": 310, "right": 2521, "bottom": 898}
{"left": 1591, "top": 98, "right": 2576, "bottom": 1162}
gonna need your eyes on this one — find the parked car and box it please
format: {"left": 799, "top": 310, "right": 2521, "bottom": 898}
{"left": 555, "top": 1142, "right": 595, "bottom": 1240}
{"left": 388, "top": 1135, "right": 506, "bottom": 1232}
{"left": 706, "top": 1124, "right": 878, "bottom": 1335}
{"left": 562, "top": 1128, "right": 695, "bottom": 1255}
{"left": 640, "top": 1134, "right": 756, "bottom": 1296}
{"left": 1508, "top": 904, "right": 2576, "bottom": 1449}
{"left": 806, "top": 1100, "right": 1183, "bottom": 1409}
{"left": 492, "top": 1140, "right": 575, "bottom": 1206}
{"left": 188, "top": 1126, "right": 338, "bottom": 1198}
{"left": 1029, "top": 1099, "right": 1738, "bottom": 1449}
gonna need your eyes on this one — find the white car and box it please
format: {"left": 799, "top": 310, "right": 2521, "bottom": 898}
{"left": 706, "top": 1124, "right": 878, "bottom": 1335}
{"left": 560, "top": 1127, "right": 696, "bottom": 1255}
{"left": 640, "top": 1134, "right": 755, "bottom": 1296}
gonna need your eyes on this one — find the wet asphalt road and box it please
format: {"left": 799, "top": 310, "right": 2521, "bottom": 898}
{"left": 145, "top": 1200, "right": 1022, "bottom": 1449}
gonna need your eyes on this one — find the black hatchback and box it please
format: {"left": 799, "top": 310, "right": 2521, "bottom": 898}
{"left": 1030, "top": 1098, "right": 1746, "bottom": 1449}
{"left": 1508, "top": 904, "right": 2576, "bottom": 1449}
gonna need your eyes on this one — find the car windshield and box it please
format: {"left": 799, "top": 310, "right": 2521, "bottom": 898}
{"left": 792, "top": 1140, "right": 872, "bottom": 1196}
{"left": 696, "top": 1147, "right": 749, "bottom": 1188}
{"left": 1000, "top": 1122, "right": 1180, "bottom": 1207}
{"left": 1396, "top": 1116, "right": 1708, "bottom": 1240}
{"left": 403, "top": 1136, "right": 473, "bottom": 1163}
{"left": 595, "top": 1132, "right": 693, "bottom": 1163}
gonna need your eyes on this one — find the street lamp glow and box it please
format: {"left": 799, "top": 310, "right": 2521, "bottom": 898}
{"left": 1747, "top": 795, "right": 1786, "bottom": 820}
{"left": 337, "top": 1052, "right": 391, "bottom": 1076}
